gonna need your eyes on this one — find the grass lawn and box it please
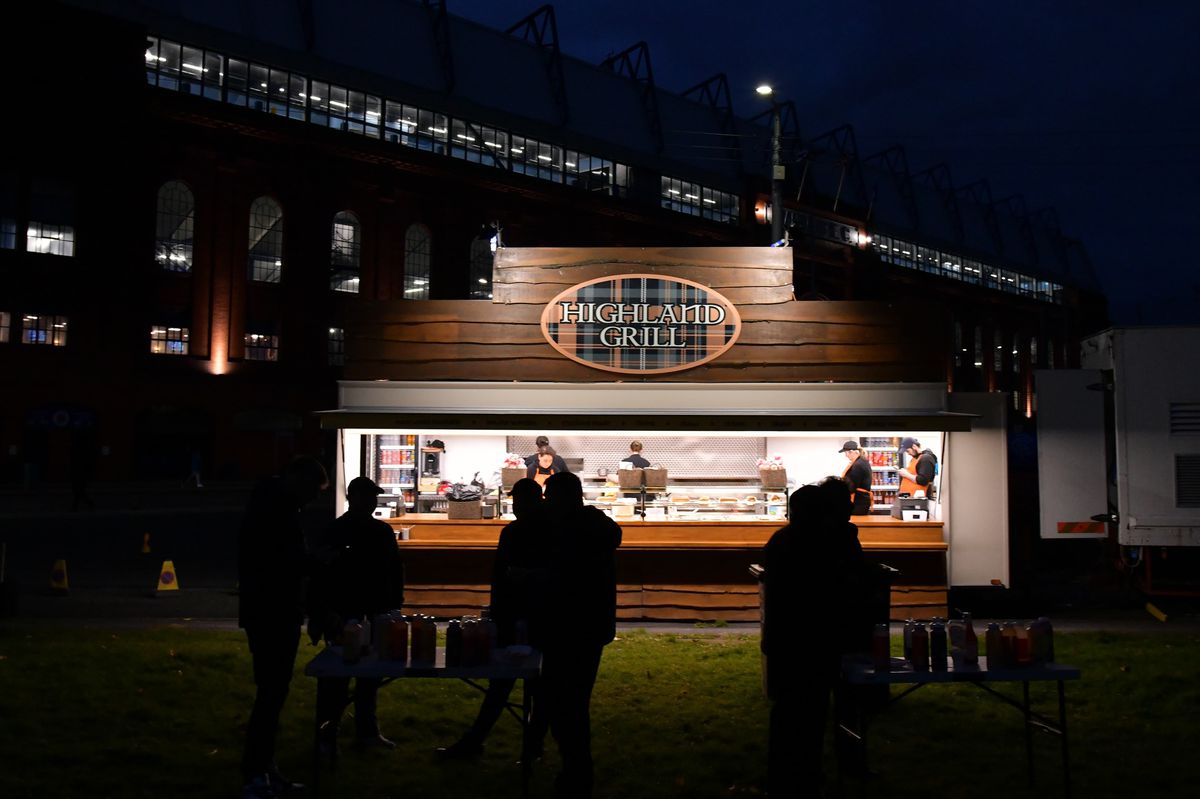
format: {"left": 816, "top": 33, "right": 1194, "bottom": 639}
{"left": 0, "top": 625, "right": 1197, "bottom": 798}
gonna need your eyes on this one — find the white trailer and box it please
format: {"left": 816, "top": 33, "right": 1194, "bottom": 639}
{"left": 1036, "top": 327, "right": 1200, "bottom": 559}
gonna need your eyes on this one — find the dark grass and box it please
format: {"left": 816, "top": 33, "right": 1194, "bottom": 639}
{"left": 0, "top": 626, "right": 1196, "bottom": 798}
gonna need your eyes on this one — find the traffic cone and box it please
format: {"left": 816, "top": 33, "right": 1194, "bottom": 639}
{"left": 156, "top": 560, "right": 180, "bottom": 594}
{"left": 50, "top": 560, "right": 69, "bottom": 594}
{"left": 142, "top": 533, "right": 151, "bottom": 554}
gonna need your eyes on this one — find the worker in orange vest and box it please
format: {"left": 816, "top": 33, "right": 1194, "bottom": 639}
{"left": 838, "top": 440, "right": 873, "bottom": 515}
{"left": 897, "top": 437, "right": 937, "bottom": 498}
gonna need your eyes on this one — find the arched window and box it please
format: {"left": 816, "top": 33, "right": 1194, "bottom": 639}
{"left": 155, "top": 180, "right": 194, "bottom": 272}
{"left": 469, "top": 236, "right": 493, "bottom": 299}
{"left": 248, "top": 196, "right": 283, "bottom": 282}
{"left": 330, "top": 210, "right": 361, "bottom": 293}
{"left": 403, "top": 224, "right": 432, "bottom": 299}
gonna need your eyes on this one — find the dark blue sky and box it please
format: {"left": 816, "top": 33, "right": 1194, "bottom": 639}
{"left": 451, "top": 0, "right": 1200, "bottom": 324}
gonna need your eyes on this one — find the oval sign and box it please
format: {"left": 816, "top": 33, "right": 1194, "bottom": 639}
{"left": 540, "top": 273, "right": 742, "bottom": 375}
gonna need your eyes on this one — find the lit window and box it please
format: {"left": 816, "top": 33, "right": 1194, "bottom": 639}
{"left": 22, "top": 314, "right": 68, "bottom": 346}
{"left": 1, "top": 218, "right": 14, "bottom": 250}
{"left": 0, "top": 311, "right": 10, "bottom": 343}
{"left": 244, "top": 332, "right": 278, "bottom": 361}
{"left": 1030, "top": 338, "right": 1039, "bottom": 368}
{"left": 150, "top": 325, "right": 190, "bottom": 355}
{"left": 155, "top": 181, "right": 194, "bottom": 272}
{"left": 328, "top": 327, "right": 345, "bottom": 366}
{"left": 994, "top": 330, "right": 1004, "bottom": 372}
{"left": 469, "top": 237, "right": 493, "bottom": 299}
{"left": 248, "top": 197, "right": 283, "bottom": 283}
{"left": 330, "top": 211, "right": 361, "bottom": 293}
{"left": 403, "top": 224, "right": 432, "bottom": 299}
{"left": 26, "top": 223, "right": 74, "bottom": 257}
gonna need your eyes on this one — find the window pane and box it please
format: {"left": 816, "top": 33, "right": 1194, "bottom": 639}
{"left": 22, "top": 314, "right": 68, "bottom": 347}
{"left": 26, "top": 223, "right": 75, "bottom": 256}
{"left": 180, "top": 45, "right": 204, "bottom": 96}
{"left": 0, "top": 311, "right": 10, "bottom": 343}
{"left": 155, "top": 181, "right": 195, "bottom": 272}
{"left": 248, "top": 197, "right": 283, "bottom": 282}
{"left": 328, "top": 327, "right": 345, "bottom": 366}
{"left": 158, "top": 40, "right": 181, "bottom": 91}
{"left": 330, "top": 210, "right": 361, "bottom": 293}
{"left": 244, "top": 332, "right": 279, "bottom": 361}
{"left": 150, "top": 325, "right": 190, "bottom": 355}
{"left": 404, "top": 224, "right": 432, "bottom": 299}
{"left": 1, "top": 218, "right": 15, "bottom": 250}
{"left": 226, "top": 58, "right": 248, "bottom": 107}
{"left": 248, "top": 63, "right": 270, "bottom": 112}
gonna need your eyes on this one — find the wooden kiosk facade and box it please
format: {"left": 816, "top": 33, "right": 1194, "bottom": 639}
{"left": 324, "top": 247, "right": 1011, "bottom": 621}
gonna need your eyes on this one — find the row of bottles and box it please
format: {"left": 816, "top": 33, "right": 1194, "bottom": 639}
{"left": 378, "top": 434, "right": 418, "bottom": 447}
{"left": 871, "top": 490, "right": 897, "bottom": 506}
{"left": 866, "top": 450, "right": 899, "bottom": 468}
{"left": 379, "top": 448, "right": 416, "bottom": 465}
{"left": 874, "top": 615, "right": 1054, "bottom": 672}
{"left": 444, "top": 616, "right": 501, "bottom": 667}
{"left": 872, "top": 471, "right": 900, "bottom": 488}
{"left": 340, "top": 612, "right": 437, "bottom": 666}
{"left": 860, "top": 437, "right": 900, "bottom": 449}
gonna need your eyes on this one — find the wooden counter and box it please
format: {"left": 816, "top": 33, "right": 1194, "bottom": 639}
{"left": 386, "top": 514, "right": 947, "bottom": 621}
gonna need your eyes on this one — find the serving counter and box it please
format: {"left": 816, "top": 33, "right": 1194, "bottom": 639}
{"left": 387, "top": 514, "right": 947, "bottom": 621}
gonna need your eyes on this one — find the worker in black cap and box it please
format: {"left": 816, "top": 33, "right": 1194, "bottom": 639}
{"left": 897, "top": 437, "right": 937, "bottom": 498}
{"left": 525, "top": 436, "right": 569, "bottom": 474}
{"left": 838, "top": 440, "right": 874, "bottom": 516}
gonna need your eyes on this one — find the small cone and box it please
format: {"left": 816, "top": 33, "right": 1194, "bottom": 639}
{"left": 142, "top": 533, "right": 151, "bottom": 554}
{"left": 156, "top": 560, "right": 180, "bottom": 593}
{"left": 50, "top": 560, "right": 69, "bottom": 594}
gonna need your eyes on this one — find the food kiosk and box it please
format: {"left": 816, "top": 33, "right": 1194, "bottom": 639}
{"left": 320, "top": 248, "right": 1011, "bottom": 620}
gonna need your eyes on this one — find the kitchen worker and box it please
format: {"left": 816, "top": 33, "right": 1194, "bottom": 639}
{"left": 897, "top": 436, "right": 938, "bottom": 498}
{"left": 525, "top": 435, "right": 570, "bottom": 474}
{"left": 837, "top": 440, "right": 873, "bottom": 515}
{"left": 621, "top": 440, "right": 650, "bottom": 469}
{"left": 528, "top": 446, "right": 558, "bottom": 489}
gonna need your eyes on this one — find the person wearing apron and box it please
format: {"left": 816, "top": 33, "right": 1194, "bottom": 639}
{"left": 527, "top": 446, "right": 557, "bottom": 490}
{"left": 898, "top": 436, "right": 937, "bottom": 497}
{"left": 838, "top": 440, "right": 873, "bottom": 515}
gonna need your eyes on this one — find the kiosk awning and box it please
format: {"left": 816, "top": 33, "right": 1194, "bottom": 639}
{"left": 317, "top": 381, "right": 975, "bottom": 432}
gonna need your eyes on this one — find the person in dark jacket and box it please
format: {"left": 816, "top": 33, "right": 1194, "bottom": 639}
{"left": 838, "top": 440, "right": 874, "bottom": 516}
{"left": 897, "top": 436, "right": 938, "bottom": 498}
{"left": 524, "top": 435, "right": 569, "bottom": 473}
{"left": 762, "top": 479, "right": 864, "bottom": 799}
{"left": 540, "top": 471, "right": 622, "bottom": 799}
{"left": 527, "top": 445, "right": 559, "bottom": 489}
{"left": 620, "top": 440, "right": 650, "bottom": 469}
{"left": 438, "top": 477, "right": 551, "bottom": 758}
{"left": 310, "top": 476, "right": 406, "bottom": 752}
{"left": 237, "top": 455, "right": 328, "bottom": 799}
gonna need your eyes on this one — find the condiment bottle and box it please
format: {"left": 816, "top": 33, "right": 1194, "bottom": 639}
{"left": 985, "top": 622, "right": 1002, "bottom": 669}
{"left": 462, "top": 618, "right": 479, "bottom": 666}
{"left": 388, "top": 615, "right": 409, "bottom": 663}
{"left": 871, "top": 623, "right": 891, "bottom": 672}
{"left": 903, "top": 619, "right": 914, "bottom": 664}
{"left": 929, "top": 621, "right": 948, "bottom": 671}
{"left": 445, "top": 619, "right": 463, "bottom": 667}
{"left": 342, "top": 620, "right": 363, "bottom": 665}
{"left": 1001, "top": 622, "right": 1019, "bottom": 668}
{"left": 910, "top": 622, "right": 929, "bottom": 672}
{"left": 963, "top": 613, "right": 979, "bottom": 665}
{"left": 1035, "top": 617, "right": 1055, "bottom": 663}
{"left": 482, "top": 618, "right": 499, "bottom": 663}
{"left": 1015, "top": 624, "right": 1032, "bottom": 666}
{"left": 373, "top": 613, "right": 391, "bottom": 659}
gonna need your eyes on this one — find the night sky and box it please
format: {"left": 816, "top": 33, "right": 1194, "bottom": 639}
{"left": 452, "top": 0, "right": 1200, "bottom": 325}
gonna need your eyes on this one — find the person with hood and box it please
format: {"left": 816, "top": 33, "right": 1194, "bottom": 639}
{"left": 897, "top": 437, "right": 938, "bottom": 498}
{"left": 237, "top": 455, "right": 328, "bottom": 799}
{"left": 540, "top": 471, "right": 622, "bottom": 799}
{"left": 437, "top": 478, "right": 552, "bottom": 759}
{"left": 309, "top": 476, "right": 406, "bottom": 754}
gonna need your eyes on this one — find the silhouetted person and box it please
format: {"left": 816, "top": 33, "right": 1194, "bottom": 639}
{"left": 541, "top": 471, "right": 621, "bottom": 799}
{"left": 763, "top": 480, "right": 864, "bottom": 799}
{"left": 237, "top": 455, "right": 328, "bottom": 799}
{"left": 524, "top": 435, "right": 569, "bottom": 473}
{"left": 438, "top": 478, "right": 551, "bottom": 759}
{"left": 310, "top": 476, "right": 405, "bottom": 752}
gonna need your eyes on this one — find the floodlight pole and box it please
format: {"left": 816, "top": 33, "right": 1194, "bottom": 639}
{"left": 771, "top": 103, "right": 784, "bottom": 243}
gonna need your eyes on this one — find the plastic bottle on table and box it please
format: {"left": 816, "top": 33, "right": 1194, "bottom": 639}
{"left": 445, "top": 619, "right": 463, "bottom": 667}
{"left": 929, "top": 620, "right": 948, "bottom": 671}
{"left": 903, "top": 619, "right": 914, "bottom": 664}
{"left": 1001, "top": 622, "right": 1019, "bottom": 668}
{"left": 1015, "top": 623, "right": 1032, "bottom": 666}
{"left": 388, "top": 615, "right": 409, "bottom": 663}
{"left": 1032, "top": 617, "right": 1054, "bottom": 663}
{"left": 962, "top": 613, "right": 979, "bottom": 666}
{"left": 910, "top": 622, "right": 929, "bottom": 672}
{"left": 985, "top": 622, "right": 1002, "bottom": 669}
{"left": 462, "top": 618, "right": 479, "bottom": 666}
{"left": 871, "top": 623, "right": 891, "bottom": 672}
{"left": 342, "top": 620, "right": 363, "bottom": 665}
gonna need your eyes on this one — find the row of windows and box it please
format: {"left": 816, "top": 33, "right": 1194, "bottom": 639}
{"left": 660, "top": 177, "right": 739, "bottom": 224}
{"left": 872, "top": 234, "right": 1062, "bottom": 304}
{"left": 953, "top": 321, "right": 1056, "bottom": 371}
{"left": 0, "top": 219, "right": 76, "bottom": 257}
{"left": 146, "top": 37, "right": 631, "bottom": 200}
{"left": 0, "top": 312, "right": 69, "bottom": 346}
{"left": 154, "top": 181, "right": 434, "bottom": 297}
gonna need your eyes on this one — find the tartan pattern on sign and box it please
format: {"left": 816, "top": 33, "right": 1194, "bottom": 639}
{"left": 546, "top": 276, "right": 737, "bottom": 371}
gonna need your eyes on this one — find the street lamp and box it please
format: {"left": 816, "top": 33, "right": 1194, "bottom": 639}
{"left": 756, "top": 84, "right": 784, "bottom": 243}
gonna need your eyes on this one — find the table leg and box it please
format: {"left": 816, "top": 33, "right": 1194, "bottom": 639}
{"left": 521, "top": 677, "right": 533, "bottom": 797}
{"left": 1059, "top": 680, "right": 1071, "bottom": 799}
{"left": 1022, "top": 680, "right": 1035, "bottom": 788}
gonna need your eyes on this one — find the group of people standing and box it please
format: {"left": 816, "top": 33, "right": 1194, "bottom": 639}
{"left": 235, "top": 455, "right": 621, "bottom": 799}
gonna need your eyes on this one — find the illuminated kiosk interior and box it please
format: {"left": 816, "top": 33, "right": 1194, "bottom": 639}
{"left": 321, "top": 248, "right": 1010, "bottom": 621}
